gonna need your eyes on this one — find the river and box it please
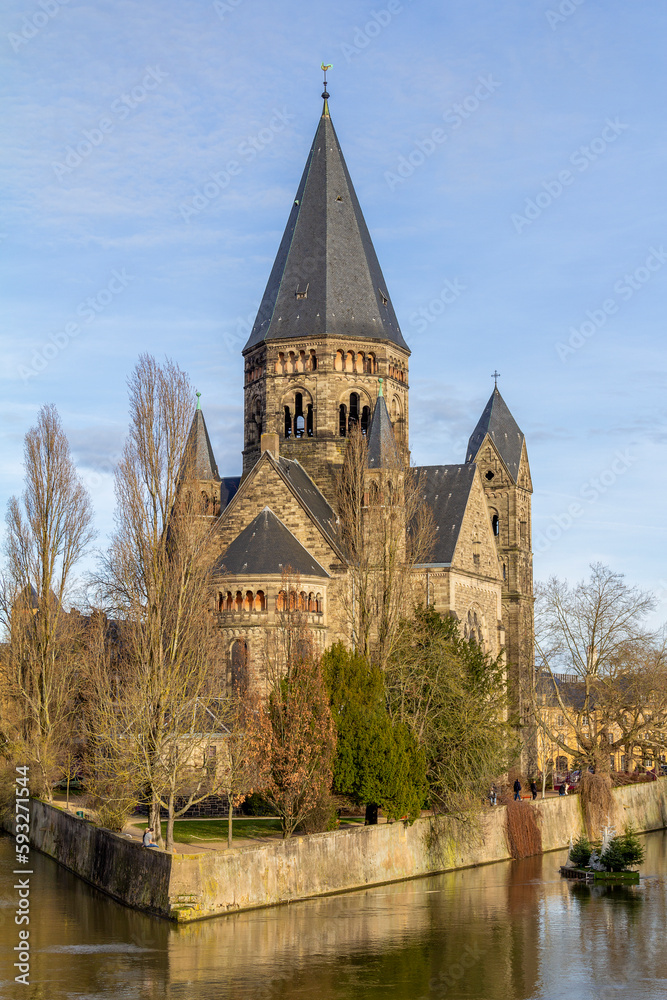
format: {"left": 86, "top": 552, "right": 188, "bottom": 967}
{"left": 1, "top": 830, "right": 666, "bottom": 999}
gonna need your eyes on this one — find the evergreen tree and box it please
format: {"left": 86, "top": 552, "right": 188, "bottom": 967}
{"left": 323, "top": 643, "right": 427, "bottom": 824}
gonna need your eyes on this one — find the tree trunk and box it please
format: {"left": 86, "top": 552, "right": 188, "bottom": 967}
{"left": 227, "top": 796, "right": 233, "bottom": 849}
{"left": 365, "top": 802, "right": 378, "bottom": 825}
{"left": 166, "top": 792, "right": 175, "bottom": 853}
{"left": 541, "top": 770, "right": 547, "bottom": 800}
{"left": 150, "top": 797, "right": 164, "bottom": 849}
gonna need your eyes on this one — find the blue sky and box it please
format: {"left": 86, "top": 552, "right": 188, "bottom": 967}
{"left": 2, "top": 0, "right": 666, "bottom": 616}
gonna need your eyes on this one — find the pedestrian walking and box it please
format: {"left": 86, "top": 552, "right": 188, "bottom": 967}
{"left": 513, "top": 778, "right": 522, "bottom": 801}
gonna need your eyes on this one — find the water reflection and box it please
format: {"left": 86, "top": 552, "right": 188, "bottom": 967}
{"left": 1, "top": 831, "right": 667, "bottom": 999}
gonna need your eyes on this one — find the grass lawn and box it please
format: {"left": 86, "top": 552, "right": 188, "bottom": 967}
{"left": 137, "top": 817, "right": 283, "bottom": 844}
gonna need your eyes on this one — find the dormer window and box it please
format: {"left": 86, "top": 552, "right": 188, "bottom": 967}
{"left": 295, "top": 283, "right": 309, "bottom": 300}
{"left": 379, "top": 289, "right": 388, "bottom": 306}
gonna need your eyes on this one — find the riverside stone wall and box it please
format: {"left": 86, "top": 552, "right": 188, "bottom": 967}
{"left": 8, "top": 781, "right": 667, "bottom": 922}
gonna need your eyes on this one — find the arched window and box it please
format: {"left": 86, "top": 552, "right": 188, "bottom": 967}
{"left": 334, "top": 350, "right": 343, "bottom": 372}
{"left": 355, "top": 352, "right": 364, "bottom": 374}
{"left": 369, "top": 481, "right": 380, "bottom": 506}
{"left": 361, "top": 405, "right": 370, "bottom": 435}
{"left": 308, "top": 592, "right": 315, "bottom": 612}
{"left": 296, "top": 350, "right": 305, "bottom": 373}
{"left": 217, "top": 592, "right": 223, "bottom": 612}
{"left": 284, "top": 405, "right": 292, "bottom": 438}
{"left": 275, "top": 352, "right": 285, "bottom": 374}
{"left": 235, "top": 590, "right": 243, "bottom": 612}
{"left": 254, "top": 590, "right": 266, "bottom": 612}
{"left": 315, "top": 593, "right": 322, "bottom": 614}
{"left": 286, "top": 351, "right": 296, "bottom": 373}
{"left": 309, "top": 349, "right": 317, "bottom": 371}
{"left": 306, "top": 403, "right": 314, "bottom": 437}
{"left": 339, "top": 403, "right": 347, "bottom": 437}
{"left": 295, "top": 392, "right": 305, "bottom": 438}
{"left": 244, "top": 590, "right": 253, "bottom": 612}
{"left": 491, "top": 512, "right": 499, "bottom": 536}
{"left": 366, "top": 353, "right": 376, "bottom": 374}
{"left": 289, "top": 590, "right": 297, "bottom": 611}
{"left": 276, "top": 590, "right": 286, "bottom": 612}
{"left": 348, "top": 392, "right": 359, "bottom": 430}
{"left": 345, "top": 350, "right": 354, "bottom": 373}
{"left": 201, "top": 492, "right": 210, "bottom": 513}
{"left": 231, "top": 639, "right": 249, "bottom": 696}
{"left": 298, "top": 591, "right": 307, "bottom": 611}
{"left": 226, "top": 591, "right": 233, "bottom": 611}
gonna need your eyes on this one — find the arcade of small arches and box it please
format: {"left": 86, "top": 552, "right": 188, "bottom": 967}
{"left": 334, "top": 349, "right": 377, "bottom": 374}
{"left": 217, "top": 588, "right": 323, "bottom": 614}
{"left": 387, "top": 359, "right": 407, "bottom": 383}
{"left": 275, "top": 349, "right": 318, "bottom": 374}
{"left": 245, "top": 359, "right": 266, "bottom": 384}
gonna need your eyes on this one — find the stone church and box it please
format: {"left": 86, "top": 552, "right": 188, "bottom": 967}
{"left": 184, "top": 90, "right": 534, "bottom": 726}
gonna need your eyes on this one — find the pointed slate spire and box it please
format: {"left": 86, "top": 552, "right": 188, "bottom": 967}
{"left": 466, "top": 387, "right": 524, "bottom": 482}
{"left": 367, "top": 388, "right": 400, "bottom": 469}
{"left": 244, "top": 96, "right": 408, "bottom": 352}
{"left": 181, "top": 396, "right": 221, "bottom": 481}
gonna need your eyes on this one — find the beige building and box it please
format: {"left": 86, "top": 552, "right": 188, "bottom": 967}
{"left": 186, "top": 92, "right": 535, "bottom": 735}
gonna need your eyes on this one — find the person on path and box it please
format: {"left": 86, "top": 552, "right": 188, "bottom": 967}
{"left": 489, "top": 784, "right": 497, "bottom": 806}
{"left": 530, "top": 779, "right": 537, "bottom": 800}
{"left": 513, "top": 778, "right": 522, "bottom": 801}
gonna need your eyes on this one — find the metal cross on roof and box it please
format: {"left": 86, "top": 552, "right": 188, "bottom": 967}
{"left": 491, "top": 370, "right": 501, "bottom": 388}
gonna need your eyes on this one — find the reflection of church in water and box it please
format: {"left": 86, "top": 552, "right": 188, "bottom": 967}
{"left": 184, "top": 85, "right": 534, "bottom": 725}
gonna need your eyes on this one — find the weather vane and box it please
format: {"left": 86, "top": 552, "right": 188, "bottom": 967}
{"left": 321, "top": 63, "right": 332, "bottom": 100}
{"left": 492, "top": 370, "right": 501, "bottom": 388}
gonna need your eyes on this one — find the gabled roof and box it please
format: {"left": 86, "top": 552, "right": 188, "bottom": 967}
{"left": 181, "top": 405, "right": 220, "bottom": 481}
{"left": 413, "top": 464, "right": 477, "bottom": 565}
{"left": 243, "top": 103, "right": 408, "bottom": 353}
{"left": 367, "top": 393, "right": 400, "bottom": 469}
{"left": 465, "top": 387, "right": 524, "bottom": 483}
{"left": 276, "top": 457, "right": 339, "bottom": 543}
{"left": 215, "top": 507, "right": 329, "bottom": 578}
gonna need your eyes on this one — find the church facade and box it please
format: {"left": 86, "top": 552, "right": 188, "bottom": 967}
{"left": 186, "top": 93, "right": 534, "bottom": 735}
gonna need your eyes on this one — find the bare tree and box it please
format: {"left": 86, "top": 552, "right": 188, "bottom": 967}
{"left": 335, "top": 425, "right": 434, "bottom": 670}
{"left": 0, "top": 405, "right": 94, "bottom": 797}
{"left": 534, "top": 563, "right": 666, "bottom": 774}
{"left": 93, "top": 355, "right": 227, "bottom": 851}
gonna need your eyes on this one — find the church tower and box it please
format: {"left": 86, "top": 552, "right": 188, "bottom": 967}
{"left": 241, "top": 84, "right": 410, "bottom": 503}
{"left": 466, "top": 386, "right": 535, "bottom": 764}
{"left": 180, "top": 393, "right": 222, "bottom": 517}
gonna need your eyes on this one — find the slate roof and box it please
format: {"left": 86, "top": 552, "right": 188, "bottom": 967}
{"left": 413, "top": 464, "right": 477, "bottom": 565}
{"left": 465, "top": 387, "right": 524, "bottom": 483}
{"left": 276, "top": 457, "right": 339, "bottom": 543}
{"left": 243, "top": 104, "right": 408, "bottom": 353}
{"left": 181, "top": 407, "right": 220, "bottom": 481}
{"left": 367, "top": 394, "right": 400, "bottom": 469}
{"left": 215, "top": 507, "right": 329, "bottom": 578}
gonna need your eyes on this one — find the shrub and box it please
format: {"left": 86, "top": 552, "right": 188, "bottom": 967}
{"left": 569, "top": 835, "right": 593, "bottom": 867}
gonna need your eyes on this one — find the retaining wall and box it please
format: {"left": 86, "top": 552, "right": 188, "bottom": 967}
{"left": 10, "top": 781, "right": 667, "bottom": 922}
